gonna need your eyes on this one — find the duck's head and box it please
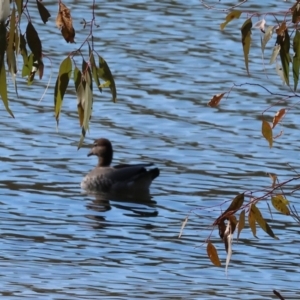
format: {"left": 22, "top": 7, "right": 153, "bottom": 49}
{"left": 88, "top": 138, "right": 113, "bottom": 166}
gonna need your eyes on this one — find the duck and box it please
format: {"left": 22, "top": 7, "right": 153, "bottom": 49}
{"left": 81, "top": 138, "right": 160, "bottom": 193}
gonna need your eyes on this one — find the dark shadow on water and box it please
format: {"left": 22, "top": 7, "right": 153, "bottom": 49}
{"left": 84, "top": 190, "right": 158, "bottom": 228}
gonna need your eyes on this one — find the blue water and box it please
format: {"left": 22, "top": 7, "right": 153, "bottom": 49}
{"left": 0, "top": 0, "right": 299, "bottom": 299}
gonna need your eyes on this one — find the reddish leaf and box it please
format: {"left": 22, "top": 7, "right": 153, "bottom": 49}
{"left": 207, "top": 92, "right": 226, "bottom": 107}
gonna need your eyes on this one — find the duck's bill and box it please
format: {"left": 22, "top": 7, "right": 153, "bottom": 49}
{"left": 87, "top": 150, "right": 94, "bottom": 157}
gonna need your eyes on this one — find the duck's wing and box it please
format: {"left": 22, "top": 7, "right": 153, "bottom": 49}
{"left": 110, "top": 164, "right": 159, "bottom": 190}
{"left": 110, "top": 164, "right": 155, "bottom": 181}
{"left": 114, "top": 163, "right": 154, "bottom": 169}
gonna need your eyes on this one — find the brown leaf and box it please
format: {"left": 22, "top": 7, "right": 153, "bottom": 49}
{"left": 223, "top": 193, "right": 244, "bottom": 216}
{"left": 276, "top": 21, "right": 287, "bottom": 36}
{"left": 0, "top": 23, "right": 6, "bottom": 73}
{"left": 26, "top": 22, "right": 42, "bottom": 62}
{"left": 272, "top": 108, "right": 286, "bottom": 129}
{"left": 207, "top": 92, "right": 226, "bottom": 107}
{"left": 56, "top": 2, "right": 75, "bottom": 43}
{"left": 248, "top": 205, "right": 257, "bottom": 238}
{"left": 261, "top": 119, "right": 273, "bottom": 148}
{"left": 237, "top": 210, "right": 245, "bottom": 242}
{"left": 36, "top": 0, "right": 51, "bottom": 24}
{"left": 207, "top": 241, "right": 221, "bottom": 267}
{"left": 218, "top": 219, "right": 226, "bottom": 240}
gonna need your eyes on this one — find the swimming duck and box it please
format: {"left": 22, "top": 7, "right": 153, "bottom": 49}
{"left": 81, "top": 138, "right": 160, "bottom": 193}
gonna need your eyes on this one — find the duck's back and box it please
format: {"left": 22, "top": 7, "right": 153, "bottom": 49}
{"left": 81, "top": 164, "right": 159, "bottom": 192}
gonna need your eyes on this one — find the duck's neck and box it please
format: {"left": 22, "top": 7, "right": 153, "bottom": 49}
{"left": 98, "top": 154, "right": 112, "bottom": 167}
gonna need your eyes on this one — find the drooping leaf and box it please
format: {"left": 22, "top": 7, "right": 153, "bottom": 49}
{"left": 0, "top": 21, "right": 6, "bottom": 72}
{"left": 74, "top": 66, "right": 82, "bottom": 92}
{"left": 54, "top": 56, "right": 72, "bottom": 125}
{"left": 76, "top": 61, "right": 92, "bottom": 128}
{"left": 14, "top": 28, "right": 20, "bottom": 55}
{"left": 78, "top": 72, "right": 93, "bottom": 149}
{"left": 251, "top": 204, "right": 278, "bottom": 239}
{"left": 293, "top": 30, "right": 300, "bottom": 91}
{"left": 26, "top": 22, "right": 42, "bottom": 62}
{"left": 237, "top": 209, "right": 245, "bottom": 242}
{"left": 248, "top": 205, "right": 257, "bottom": 238}
{"left": 0, "top": 63, "right": 14, "bottom": 117}
{"left": 56, "top": 1, "right": 75, "bottom": 43}
{"left": 223, "top": 220, "right": 234, "bottom": 276}
{"left": 178, "top": 216, "right": 188, "bottom": 239}
{"left": 261, "top": 119, "right": 273, "bottom": 148}
{"left": 220, "top": 10, "right": 242, "bottom": 30}
{"left": 241, "top": 18, "right": 252, "bottom": 75}
{"left": 223, "top": 193, "right": 244, "bottom": 216}
{"left": 271, "top": 195, "right": 290, "bottom": 215}
{"left": 261, "top": 26, "right": 274, "bottom": 54}
{"left": 207, "top": 241, "right": 221, "bottom": 267}
{"left": 38, "top": 60, "right": 44, "bottom": 79}
{"left": 22, "top": 52, "right": 33, "bottom": 77}
{"left": 270, "top": 44, "right": 281, "bottom": 64}
{"left": 98, "top": 55, "right": 117, "bottom": 102}
{"left": 207, "top": 92, "right": 226, "bottom": 107}
{"left": 292, "top": 2, "right": 300, "bottom": 23}
{"left": 20, "top": 33, "right": 28, "bottom": 64}
{"left": 279, "top": 29, "right": 290, "bottom": 86}
{"left": 7, "top": 7, "right": 17, "bottom": 95}
{"left": 276, "top": 22, "right": 287, "bottom": 36}
{"left": 272, "top": 108, "right": 286, "bottom": 129}
{"left": 76, "top": 83, "right": 84, "bottom": 126}
{"left": 36, "top": 0, "right": 51, "bottom": 24}
{"left": 89, "top": 46, "right": 102, "bottom": 93}
{"left": 218, "top": 219, "right": 226, "bottom": 240}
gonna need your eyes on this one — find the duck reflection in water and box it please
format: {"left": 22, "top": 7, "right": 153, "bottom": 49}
{"left": 84, "top": 190, "right": 158, "bottom": 229}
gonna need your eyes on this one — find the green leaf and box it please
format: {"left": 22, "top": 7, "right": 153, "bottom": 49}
{"left": 251, "top": 204, "right": 278, "bottom": 239}
{"left": 20, "top": 34, "right": 28, "bottom": 67}
{"left": 22, "top": 53, "right": 33, "bottom": 78}
{"left": 78, "top": 72, "right": 93, "bottom": 149}
{"left": 98, "top": 55, "right": 117, "bottom": 102}
{"left": 89, "top": 50, "right": 102, "bottom": 93}
{"left": 76, "top": 82, "right": 85, "bottom": 127}
{"left": 7, "top": 7, "right": 18, "bottom": 95}
{"left": 280, "top": 29, "right": 290, "bottom": 86}
{"left": 261, "top": 26, "right": 274, "bottom": 54}
{"left": 270, "top": 44, "right": 281, "bottom": 65}
{"left": 54, "top": 56, "right": 72, "bottom": 125}
{"left": 0, "top": 63, "right": 14, "bottom": 118}
{"left": 293, "top": 30, "right": 300, "bottom": 91}
{"left": 241, "top": 18, "right": 252, "bottom": 75}
{"left": 223, "top": 193, "right": 244, "bottom": 215}
{"left": 248, "top": 205, "right": 257, "bottom": 238}
{"left": 73, "top": 67, "right": 82, "bottom": 91}
{"left": 220, "top": 10, "right": 242, "bottom": 30}
{"left": 0, "top": 22, "right": 7, "bottom": 73}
